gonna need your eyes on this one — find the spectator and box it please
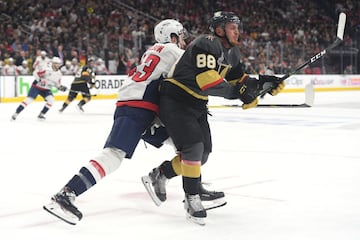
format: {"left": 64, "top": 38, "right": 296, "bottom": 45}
{"left": 94, "top": 58, "right": 109, "bottom": 75}
{"left": 60, "top": 60, "right": 74, "bottom": 75}
{"left": 0, "top": 0, "right": 358, "bottom": 75}
{"left": 117, "top": 53, "right": 128, "bottom": 75}
{"left": 15, "top": 50, "right": 27, "bottom": 66}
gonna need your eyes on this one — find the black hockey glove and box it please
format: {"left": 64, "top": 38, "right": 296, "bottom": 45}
{"left": 258, "top": 75, "right": 285, "bottom": 96}
{"left": 58, "top": 85, "right": 67, "bottom": 92}
{"left": 235, "top": 76, "right": 259, "bottom": 109}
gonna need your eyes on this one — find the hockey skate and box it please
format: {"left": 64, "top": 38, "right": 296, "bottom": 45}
{"left": 141, "top": 167, "right": 167, "bottom": 206}
{"left": 37, "top": 113, "right": 46, "bottom": 120}
{"left": 76, "top": 104, "right": 84, "bottom": 113}
{"left": 11, "top": 113, "right": 18, "bottom": 121}
{"left": 184, "top": 194, "right": 207, "bottom": 226}
{"left": 43, "top": 188, "right": 83, "bottom": 225}
{"left": 200, "top": 183, "right": 227, "bottom": 210}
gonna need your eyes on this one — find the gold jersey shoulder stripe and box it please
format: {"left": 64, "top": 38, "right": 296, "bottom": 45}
{"left": 164, "top": 79, "right": 208, "bottom": 100}
{"left": 196, "top": 69, "right": 222, "bottom": 90}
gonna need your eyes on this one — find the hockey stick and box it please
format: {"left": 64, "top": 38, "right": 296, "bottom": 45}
{"left": 257, "top": 12, "right": 346, "bottom": 97}
{"left": 223, "top": 84, "right": 314, "bottom": 108}
{"left": 257, "top": 84, "right": 314, "bottom": 108}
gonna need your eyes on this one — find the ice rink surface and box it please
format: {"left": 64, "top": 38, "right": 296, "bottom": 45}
{"left": 0, "top": 90, "right": 359, "bottom": 240}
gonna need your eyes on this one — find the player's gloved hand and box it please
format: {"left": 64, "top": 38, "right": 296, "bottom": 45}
{"left": 235, "top": 76, "right": 259, "bottom": 110}
{"left": 242, "top": 98, "right": 258, "bottom": 109}
{"left": 58, "top": 85, "right": 67, "bottom": 92}
{"left": 259, "top": 75, "right": 285, "bottom": 96}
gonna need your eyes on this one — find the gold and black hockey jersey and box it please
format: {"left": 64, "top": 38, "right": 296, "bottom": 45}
{"left": 161, "top": 34, "right": 247, "bottom": 108}
{"left": 72, "top": 66, "right": 96, "bottom": 86}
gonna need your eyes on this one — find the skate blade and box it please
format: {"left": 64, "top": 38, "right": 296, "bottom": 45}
{"left": 203, "top": 198, "right": 227, "bottom": 211}
{"left": 141, "top": 175, "right": 162, "bottom": 206}
{"left": 186, "top": 213, "right": 206, "bottom": 226}
{"left": 43, "top": 203, "right": 79, "bottom": 225}
{"left": 76, "top": 105, "right": 84, "bottom": 113}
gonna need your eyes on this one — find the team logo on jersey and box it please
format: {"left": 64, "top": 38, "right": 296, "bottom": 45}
{"left": 217, "top": 53, "right": 231, "bottom": 77}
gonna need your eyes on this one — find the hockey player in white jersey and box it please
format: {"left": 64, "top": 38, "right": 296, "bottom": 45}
{"left": 43, "top": 19, "right": 187, "bottom": 225}
{"left": 16, "top": 60, "right": 30, "bottom": 75}
{"left": 33, "top": 50, "right": 51, "bottom": 71}
{"left": 2, "top": 57, "right": 17, "bottom": 75}
{"left": 11, "top": 57, "right": 67, "bottom": 121}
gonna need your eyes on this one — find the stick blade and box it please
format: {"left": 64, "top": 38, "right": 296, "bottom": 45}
{"left": 337, "top": 12, "right": 346, "bottom": 40}
{"left": 304, "top": 83, "right": 315, "bottom": 107}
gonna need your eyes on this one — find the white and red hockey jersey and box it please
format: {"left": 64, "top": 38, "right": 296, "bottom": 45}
{"left": 33, "top": 56, "right": 51, "bottom": 71}
{"left": 17, "top": 63, "right": 30, "bottom": 75}
{"left": 3, "top": 64, "right": 17, "bottom": 75}
{"left": 33, "top": 66, "right": 62, "bottom": 90}
{"left": 117, "top": 42, "right": 184, "bottom": 114}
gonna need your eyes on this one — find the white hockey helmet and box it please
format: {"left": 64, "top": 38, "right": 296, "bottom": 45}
{"left": 52, "top": 57, "right": 62, "bottom": 64}
{"left": 154, "top": 19, "right": 185, "bottom": 44}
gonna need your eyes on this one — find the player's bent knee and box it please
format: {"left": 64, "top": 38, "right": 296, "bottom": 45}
{"left": 45, "top": 95, "right": 55, "bottom": 104}
{"left": 24, "top": 97, "right": 34, "bottom": 105}
{"left": 93, "top": 147, "right": 126, "bottom": 175}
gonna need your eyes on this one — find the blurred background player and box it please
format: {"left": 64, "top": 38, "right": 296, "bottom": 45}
{"left": 43, "top": 19, "right": 188, "bottom": 225}
{"left": 2, "top": 57, "right": 17, "bottom": 76}
{"left": 60, "top": 60, "right": 75, "bottom": 75}
{"left": 33, "top": 50, "right": 51, "bottom": 71}
{"left": 58, "top": 59, "right": 96, "bottom": 113}
{"left": 16, "top": 60, "right": 30, "bottom": 75}
{"left": 11, "top": 57, "right": 67, "bottom": 121}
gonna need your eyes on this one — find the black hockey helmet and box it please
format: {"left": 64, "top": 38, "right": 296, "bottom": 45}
{"left": 209, "top": 11, "right": 241, "bottom": 33}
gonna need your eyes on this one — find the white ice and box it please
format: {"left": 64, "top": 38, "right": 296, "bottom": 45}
{"left": 0, "top": 91, "right": 359, "bottom": 240}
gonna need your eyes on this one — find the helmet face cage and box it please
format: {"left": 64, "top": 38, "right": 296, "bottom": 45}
{"left": 209, "top": 11, "right": 241, "bottom": 33}
{"left": 154, "top": 19, "right": 185, "bottom": 44}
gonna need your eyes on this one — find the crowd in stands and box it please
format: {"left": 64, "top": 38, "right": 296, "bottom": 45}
{"left": 0, "top": 0, "right": 359, "bottom": 76}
